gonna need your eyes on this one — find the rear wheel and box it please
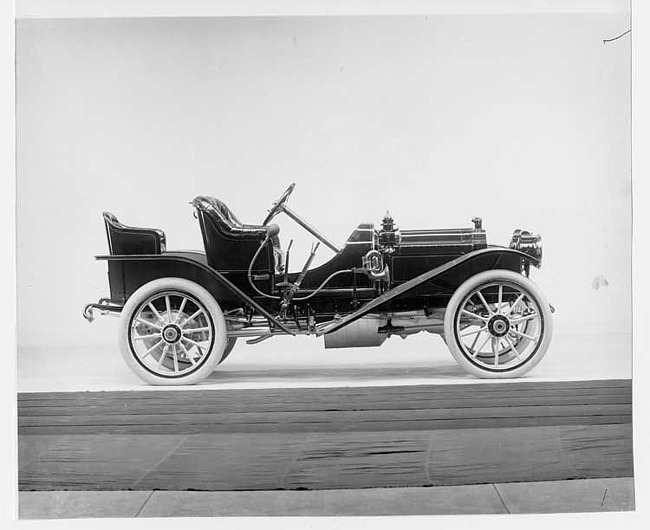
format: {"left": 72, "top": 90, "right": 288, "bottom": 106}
{"left": 118, "top": 278, "right": 227, "bottom": 385}
{"left": 444, "top": 270, "right": 553, "bottom": 378}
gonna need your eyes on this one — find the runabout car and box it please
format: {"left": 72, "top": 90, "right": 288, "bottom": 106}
{"left": 84, "top": 184, "right": 553, "bottom": 385}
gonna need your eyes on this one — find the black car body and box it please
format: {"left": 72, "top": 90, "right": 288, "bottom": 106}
{"left": 85, "top": 184, "right": 553, "bottom": 385}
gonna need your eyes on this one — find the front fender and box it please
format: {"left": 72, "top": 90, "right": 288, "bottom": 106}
{"left": 320, "top": 247, "right": 538, "bottom": 335}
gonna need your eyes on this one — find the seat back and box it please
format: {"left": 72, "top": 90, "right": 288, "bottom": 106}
{"left": 191, "top": 196, "right": 272, "bottom": 273}
{"left": 103, "top": 212, "right": 166, "bottom": 255}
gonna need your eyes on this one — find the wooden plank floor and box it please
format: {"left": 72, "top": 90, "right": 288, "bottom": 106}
{"left": 18, "top": 380, "right": 633, "bottom": 491}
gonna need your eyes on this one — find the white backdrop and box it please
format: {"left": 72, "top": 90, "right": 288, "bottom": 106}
{"left": 16, "top": 13, "right": 631, "bottom": 351}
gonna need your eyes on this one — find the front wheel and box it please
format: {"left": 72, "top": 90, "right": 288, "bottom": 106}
{"left": 444, "top": 270, "right": 553, "bottom": 379}
{"left": 118, "top": 278, "right": 227, "bottom": 385}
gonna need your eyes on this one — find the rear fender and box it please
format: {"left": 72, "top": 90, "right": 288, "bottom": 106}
{"left": 97, "top": 253, "right": 292, "bottom": 334}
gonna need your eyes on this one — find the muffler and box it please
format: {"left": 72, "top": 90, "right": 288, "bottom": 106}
{"left": 323, "top": 316, "right": 388, "bottom": 349}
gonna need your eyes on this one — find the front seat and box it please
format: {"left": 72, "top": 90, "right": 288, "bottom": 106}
{"left": 191, "top": 196, "right": 284, "bottom": 273}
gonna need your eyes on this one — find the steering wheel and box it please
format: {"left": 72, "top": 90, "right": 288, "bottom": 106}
{"left": 263, "top": 183, "right": 295, "bottom": 225}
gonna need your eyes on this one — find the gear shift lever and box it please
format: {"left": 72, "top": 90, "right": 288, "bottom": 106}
{"left": 277, "top": 241, "right": 320, "bottom": 318}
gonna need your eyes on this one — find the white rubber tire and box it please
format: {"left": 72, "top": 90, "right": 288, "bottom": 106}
{"left": 118, "top": 277, "right": 227, "bottom": 385}
{"left": 443, "top": 269, "right": 553, "bottom": 379}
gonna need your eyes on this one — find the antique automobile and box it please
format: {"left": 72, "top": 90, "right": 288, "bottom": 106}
{"left": 84, "top": 184, "right": 553, "bottom": 385}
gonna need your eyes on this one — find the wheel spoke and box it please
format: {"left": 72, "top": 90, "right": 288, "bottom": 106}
{"left": 148, "top": 303, "right": 166, "bottom": 325}
{"left": 182, "top": 336, "right": 207, "bottom": 349}
{"left": 510, "top": 312, "right": 538, "bottom": 324}
{"left": 460, "top": 325, "right": 486, "bottom": 338}
{"left": 141, "top": 339, "right": 163, "bottom": 359}
{"left": 179, "top": 341, "right": 197, "bottom": 366}
{"left": 473, "top": 333, "right": 492, "bottom": 357}
{"left": 165, "top": 295, "right": 172, "bottom": 323}
{"left": 497, "top": 285, "right": 503, "bottom": 315}
{"left": 174, "top": 297, "right": 187, "bottom": 324}
{"left": 180, "top": 309, "right": 204, "bottom": 329}
{"left": 171, "top": 344, "right": 179, "bottom": 373}
{"left": 504, "top": 293, "right": 525, "bottom": 316}
{"left": 133, "top": 332, "right": 160, "bottom": 341}
{"left": 134, "top": 317, "right": 162, "bottom": 331}
{"left": 470, "top": 329, "right": 483, "bottom": 351}
{"left": 461, "top": 309, "right": 488, "bottom": 322}
{"left": 511, "top": 328, "right": 537, "bottom": 342}
{"left": 476, "top": 291, "right": 494, "bottom": 316}
{"left": 183, "top": 327, "right": 211, "bottom": 335}
{"left": 157, "top": 345, "right": 169, "bottom": 368}
{"left": 505, "top": 335, "right": 522, "bottom": 359}
{"left": 492, "top": 337, "right": 499, "bottom": 367}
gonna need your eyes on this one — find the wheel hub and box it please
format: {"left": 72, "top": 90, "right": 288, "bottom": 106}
{"left": 162, "top": 324, "right": 182, "bottom": 344}
{"left": 488, "top": 315, "right": 510, "bottom": 337}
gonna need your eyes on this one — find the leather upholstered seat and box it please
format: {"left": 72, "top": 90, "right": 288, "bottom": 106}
{"left": 103, "top": 212, "right": 166, "bottom": 255}
{"left": 191, "top": 196, "right": 283, "bottom": 273}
